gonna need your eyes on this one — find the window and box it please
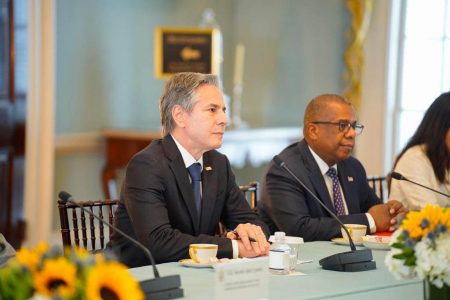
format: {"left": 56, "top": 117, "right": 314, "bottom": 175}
{"left": 393, "top": 0, "right": 450, "bottom": 153}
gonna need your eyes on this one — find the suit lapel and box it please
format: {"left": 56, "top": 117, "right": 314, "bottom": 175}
{"left": 163, "top": 136, "right": 200, "bottom": 234}
{"left": 300, "top": 141, "right": 336, "bottom": 214}
{"left": 308, "top": 169, "right": 336, "bottom": 213}
{"left": 199, "top": 153, "right": 218, "bottom": 232}
{"left": 337, "top": 163, "right": 359, "bottom": 214}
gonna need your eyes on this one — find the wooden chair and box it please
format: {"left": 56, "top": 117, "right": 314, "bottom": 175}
{"left": 367, "top": 176, "right": 387, "bottom": 202}
{"left": 216, "top": 181, "right": 260, "bottom": 236}
{"left": 239, "top": 181, "right": 259, "bottom": 210}
{"left": 57, "top": 198, "right": 119, "bottom": 252}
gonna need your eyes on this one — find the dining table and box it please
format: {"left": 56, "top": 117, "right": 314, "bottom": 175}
{"left": 130, "top": 241, "right": 424, "bottom": 299}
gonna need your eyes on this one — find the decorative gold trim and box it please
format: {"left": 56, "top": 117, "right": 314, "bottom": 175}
{"left": 342, "top": 0, "right": 373, "bottom": 111}
{"left": 344, "top": 225, "right": 367, "bottom": 230}
{"left": 189, "top": 244, "right": 218, "bottom": 250}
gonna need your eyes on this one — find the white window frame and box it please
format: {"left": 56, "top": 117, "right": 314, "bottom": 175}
{"left": 387, "top": 0, "right": 450, "bottom": 169}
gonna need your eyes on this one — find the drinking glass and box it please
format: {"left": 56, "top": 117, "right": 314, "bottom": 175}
{"left": 288, "top": 243, "right": 300, "bottom": 271}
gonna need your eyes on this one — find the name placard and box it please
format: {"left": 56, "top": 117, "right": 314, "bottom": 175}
{"left": 154, "top": 27, "right": 220, "bottom": 79}
{"left": 213, "top": 257, "right": 269, "bottom": 300}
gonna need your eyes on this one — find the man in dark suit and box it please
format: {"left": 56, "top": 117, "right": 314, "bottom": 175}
{"left": 109, "top": 72, "right": 269, "bottom": 267}
{"left": 258, "top": 94, "right": 406, "bottom": 241}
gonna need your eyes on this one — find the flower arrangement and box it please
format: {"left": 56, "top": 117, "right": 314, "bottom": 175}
{"left": 385, "top": 204, "right": 450, "bottom": 289}
{"left": 0, "top": 243, "right": 144, "bottom": 300}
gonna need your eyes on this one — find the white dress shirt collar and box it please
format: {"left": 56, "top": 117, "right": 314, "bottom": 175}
{"left": 308, "top": 145, "right": 338, "bottom": 175}
{"left": 171, "top": 135, "right": 204, "bottom": 170}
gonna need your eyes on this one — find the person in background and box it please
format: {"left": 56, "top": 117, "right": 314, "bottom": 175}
{"left": 258, "top": 94, "right": 406, "bottom": 241}
{"left": 108, "top": 72, "right": 269, "bottom": 267}
{"left": 389, "top": 92, "right": 450, "bottom": 211}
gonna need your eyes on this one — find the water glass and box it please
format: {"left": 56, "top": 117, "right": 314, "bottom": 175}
{"left": 288, "top": 243, "right": 300, "bottom": 271}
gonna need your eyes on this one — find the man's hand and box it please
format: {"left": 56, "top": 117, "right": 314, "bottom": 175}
{"left": 226, "top": 223, "right": 269, "bottom": 258}
{"left": 386, "top": 199, "right": 408, "bottom": 230}
{"left": 387, "top": 199, "right": 407, "bottom": 215}
{"left": 368, "top": 204, "right": 392, "bottom": 232}
{"left": 369, "top": 200, "right": 408, "bottom": 232}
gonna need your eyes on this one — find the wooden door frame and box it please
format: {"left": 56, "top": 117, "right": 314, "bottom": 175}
{"left": 24, "top": 0, "right": 55, "bottom": 247}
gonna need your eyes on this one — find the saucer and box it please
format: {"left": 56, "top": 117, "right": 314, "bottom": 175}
{"left": 179, "top": 259, "right": 213, "bottom": 268}
{"left": 331, "top": 237, "right": 363, "bottom": 246}
{"left": 362, "top": 240, "right": 390, "bottom": 250}
{"left": 361, "top": 235, "right": 391, "bottom": 250}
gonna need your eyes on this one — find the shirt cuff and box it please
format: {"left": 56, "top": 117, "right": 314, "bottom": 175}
{"left": 366, "top": 213, "right": 376, "bottom": 233}
{"left": 231, "top": 240, "right": 239, "bottom": 258}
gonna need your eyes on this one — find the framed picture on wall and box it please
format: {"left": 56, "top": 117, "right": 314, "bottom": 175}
{"left": 154, "top": 27, "right": 220, "bottom": 79}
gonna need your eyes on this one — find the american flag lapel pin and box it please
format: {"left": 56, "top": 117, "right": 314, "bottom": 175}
{"left": 205, "top": 166, "right": 212, "bottom": 171}
{"left": 348, "top": 176, "right": 354, "bottom": 182}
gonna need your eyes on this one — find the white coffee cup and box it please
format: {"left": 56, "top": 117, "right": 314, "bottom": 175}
{"left": 189, "top": 244, "right": 218, "bottom": 264}
{"left": 341, "top": 224, "right": 367, "bottom": 242}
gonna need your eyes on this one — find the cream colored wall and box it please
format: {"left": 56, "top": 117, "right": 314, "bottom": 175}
{"left": 355, "top": 0, "right": 391, "bottom": 178}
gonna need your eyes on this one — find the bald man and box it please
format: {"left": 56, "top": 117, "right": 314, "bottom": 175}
{"left": 258, "top": 94, "right": 405, "bottom": 241}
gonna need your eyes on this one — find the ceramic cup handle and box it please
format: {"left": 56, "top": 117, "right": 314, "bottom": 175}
{"left": 189, "top": 247, "right": 200, "bottom": 263}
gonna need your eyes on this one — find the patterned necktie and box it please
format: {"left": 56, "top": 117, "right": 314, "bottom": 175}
{"left": 326, "top": 168, "right": 346, "bottom": 216}
{"left": 187, "top": 163, "right": 202, "bottom": 213}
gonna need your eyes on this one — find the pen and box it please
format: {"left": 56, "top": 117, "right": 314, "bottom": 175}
{"left": 230, "top": 230, "right": 257, "bottom": 243}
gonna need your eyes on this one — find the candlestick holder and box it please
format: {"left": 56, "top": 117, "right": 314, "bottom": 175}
{"left": 231, "top": 83, "right": 248, "bottom": 129}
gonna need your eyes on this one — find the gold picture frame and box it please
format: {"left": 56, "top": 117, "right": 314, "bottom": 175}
{"left": 154, "top": 27, "right": 220, "bottom": 79}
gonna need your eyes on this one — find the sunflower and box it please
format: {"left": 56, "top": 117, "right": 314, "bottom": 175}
{"left": 69, "top": 246, "right": 97, "bottom": 267}
{"left": 86, "top": 261, "right": 144, "bottom": 300}
{"left": 33, "top": 257, "right": 78, "bottom": 297}
{"left": 401, "top": 204, "right": 450, "bottom": 239}
{"left": 15, "top": 242, "right": 49, "bottom": 272}
{"left": 70, "top": 246, "right": 90, "bottom": 259}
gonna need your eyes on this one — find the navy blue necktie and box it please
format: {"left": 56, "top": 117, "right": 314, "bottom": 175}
{"left": 187, "top": 163, "right": 202, "bottom": 213}
{"left": 326, "top": 168, "right": 346, "bottom": 216}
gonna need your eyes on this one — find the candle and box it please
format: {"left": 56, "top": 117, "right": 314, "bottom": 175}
{"left": 233, "top": 43, "right": 245, "bottom": 86}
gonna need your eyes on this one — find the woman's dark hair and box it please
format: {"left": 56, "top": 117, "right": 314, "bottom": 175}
{"left": 393, "top": 92, "right": 450, "bottom": 183}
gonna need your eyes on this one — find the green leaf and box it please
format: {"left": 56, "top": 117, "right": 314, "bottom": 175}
{"left": 393, "top": 253, "right": 406, "bottom": 260}
{"left": 404, "top": 256, "right": 416, "bottom": 266}
{"left": 403, "top": 247, "right": 414, "bottom": 255}
{"left": 391, "top": 242, "right": 404, "bottom": 249}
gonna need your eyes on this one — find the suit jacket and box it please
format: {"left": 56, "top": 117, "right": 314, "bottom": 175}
{"left": 258, "top": 139, "right": 381, "bottom": 242}
{"left": 108, "top": 135, "right": 268, "bottom": 267}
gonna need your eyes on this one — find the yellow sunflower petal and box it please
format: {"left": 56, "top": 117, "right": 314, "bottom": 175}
{"left": 15, "top": 242, "right": 49, "bottom": 272}
{"left": 71, "top": 246, "right": 90, "bottom": 259}
{"left": 401, "top": 204, "right": 450, "bottom": 239}
{"left": 33, "top": 257, "right": 78, "bottom": 297}
{"left": 86, "top": 261, "right": 144, "bottom": 300}
{"left": 34, "top": 242, "right": 49, "bottom": 255}
{"left": 16, "top": 249, "right": 40, "bottom": 272}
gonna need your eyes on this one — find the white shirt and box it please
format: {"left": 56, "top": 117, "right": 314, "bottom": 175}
{"left": 172, "top": 135, "right": 204, "bottom": 172}
{"left": 171, "top": 135, "right": 239, "bottom": 258}
{"left": 309, "top": 146, "right": 376, "bottom": 233}
{"left": 390, "top": 145, "right": 450, "bottom": 211}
